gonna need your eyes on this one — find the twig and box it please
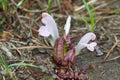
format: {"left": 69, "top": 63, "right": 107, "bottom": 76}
{"left": 74, "top": 0, "right": 97, "bottom": 11}
{"left": 11, "top": 0, "right": 45, "bottom": 13}
{"left": 99, "top": 70, "right": 106, "bottom": 78}
{"left": 15, "top": 12, "right": 25, "bottom": 30}
{"left": 18, "top": 15, "right": 40, "bottom": 27}
{"left": 1, "top": 45, "right": 13, "bottom": 58}
{"left": 9, "top": 42, "right": 22, "bottom": 56}
{"left": 10, "top": 40, "right": 27, "bottom": 45}
{"left": 92, "top": 0, "right": 116, "bottom": 11}
{"left": 10, "top": 46, "right": 52, "bottom": 50}
{"left": 103, "top": 55, "right": 120, "bottom": 63}
{"left": 104, "top": 35, "right": 118, "bottom": 60}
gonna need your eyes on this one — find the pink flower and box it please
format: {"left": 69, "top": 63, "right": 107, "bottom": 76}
{"left": 38, "top": 13, "right": 59, "bottom": 45}
{"left": 75, "top": 32, "right": 97, "bottom": 55}
{"left": 38, "top": 26, "right": 50, "bottom": 37}
{"left": 80, "top": 42, "right": 97, "bottom": 51}
{"left": 38, "top": 13, "right": 97, "bottom": 56}
{"left": 38, "top": 13, "right": 71, "bottom": 46}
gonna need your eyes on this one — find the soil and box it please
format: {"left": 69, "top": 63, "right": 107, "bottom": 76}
{"left": 75, "top": 4, "right": 120, "bottom": 80}
{"left": 0, "top": 0, "right": 120, "bottom": 80}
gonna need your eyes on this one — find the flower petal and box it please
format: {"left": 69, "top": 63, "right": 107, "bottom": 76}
{"left": 79, "top": 32, "right": 96, "bottom": 43}
{"left": 75, "top": 32, "right": 96, "bottom": 55}
{"left": 38, "top": 26, "right": 50, "bottom": 37}
{"left": 38, "top": 13, "right": 60, "bottom": 46}
{"left": 41, "top": 13, "right": 59, "bottom": 41}
{"left": 89, "top": 42, "right": 97, "bottom": 47}
{"left": 64, "top": 48, "right": 75, "bottom": 63}
{"left": 80, "top": 43, "right": 88, "bottom": 47}
{"left": 64, "top": 16, "right": 71, "bottom": 36}
{"left": 86, "top": 42, "right": 97, "bottom": 51}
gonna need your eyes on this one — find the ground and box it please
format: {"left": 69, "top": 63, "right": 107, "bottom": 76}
{"left": 0, "top": 0, "right": 120, "bottom": 80}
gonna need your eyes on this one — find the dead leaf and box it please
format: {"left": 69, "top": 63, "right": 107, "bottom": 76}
{"left": 0, "top": 31, "right": 14, "bottom": 39}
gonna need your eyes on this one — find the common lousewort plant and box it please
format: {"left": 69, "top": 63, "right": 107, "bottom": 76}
{"left": 38, "top": 13, "right": 97, "bottom": 79}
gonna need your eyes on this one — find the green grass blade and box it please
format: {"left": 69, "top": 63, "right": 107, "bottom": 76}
{"left": 13, "top": 0, "right": 25, "bottom": 13}
{"left": 0, "top": 18, "right": 6, "bottom": 25}
{"left": 9, "top": 62, "right": 41, "bottom": 69}
{"left": 0, "top": 54, "right": 12, "bottom": 77}
{"left": 0, "top": 0, "right": 7, "bottom": 12}
{"left": 82, "top": 0, "right": 95, "bottom": 32}
{"left": 55, "top": 0, "right": 61, "bottom": 9}
{"left": 47, "top": 0, "right": 53, "bottom": 13}
{"left": 75, "top": 14, "right": 89, "bottom": 28}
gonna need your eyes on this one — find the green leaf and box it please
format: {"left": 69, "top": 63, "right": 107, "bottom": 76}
{"left": 0, "top": 18, "right": 6, "bottom": 25}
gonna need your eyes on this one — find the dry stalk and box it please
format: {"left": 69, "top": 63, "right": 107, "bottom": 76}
{"left": 104, "top": 35, "right": 118, "bottom": 60}
{"left": 10, "top": 45, "right": 52, "bottom": 50}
